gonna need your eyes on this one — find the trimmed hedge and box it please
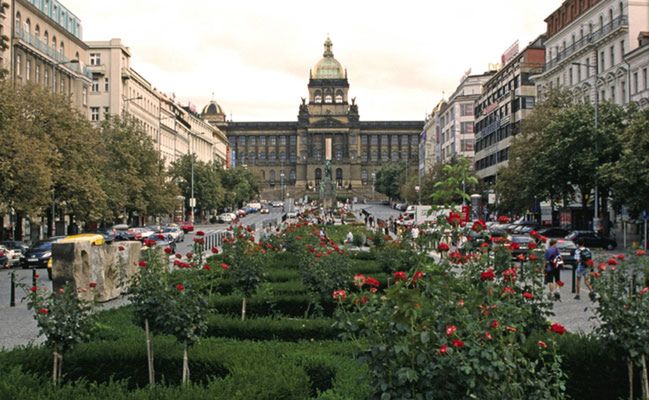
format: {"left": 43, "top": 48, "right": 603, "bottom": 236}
{"left": 206, "top": 315, "right": 339, "bottom": 341}
{"left": 209, "top": 293, "right": 337, "bottom": 317}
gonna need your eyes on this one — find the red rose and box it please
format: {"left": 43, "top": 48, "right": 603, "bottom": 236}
{"left": 537, "top": 340, "right": 548, "bottom": 349}
{"left": 502, "top": 268, "right": 517, "bottom": 282}
{"left": 34, "top": 274, "right": 40, "bottom": 279}
{"left": 639, "top": 287, "right": 649, "bottom": 296}
{"left": 175, "top": 253, "right": 182, "bottom": 259}
{"left": 30, "top": 286, "right": 37, "bottom": 293}
{"left": 220, "top": 262, "right": 230, "bottom": 270}
{"left": 196, "top": 231, "right": 205, "bottom": 236}
{"left": 118, "top": 245, "right": 125, "bottom": 251}
{"left": 471, "top": 220, "right": 486, "bottom": 232}
{"left": 446, "top": 325, "right": 458, "bottom": 337}
{"left": 615, "top": 254, "right": 625, "bottom": 260}
{"left": 412, "top": 271, "right": 424, "bottom": 283}
{"left": 549, "top": 323, "right": 566, "bottom": 335}
{"left": 452, "top": 339, "right": 464, "bottom": 348}
{"left": 539, "top": 235, "right": 548, "bottom": 242}
{"left": 143, "top": 239, "right": 156, "bottom": 248}
{"left": 586, "top": 258, "right": 594, "bottom": 267}
{"left": 203, "top": 264, "right": 211, "bottom": 271}
{"left": 523, "top": 292, "right": 534, "bottom": 299}
{"left": 506, "top": 326, "right": 518, "bottom": 333}
{"left": 89, "top": 281, "right": 97, "bottom": 288}
{"left": 157, "top": 234, "right": 165, "bottom": 240}
{"left": 332, "top": 289, "right": 347, "bottom": 301}
{"left": 557, "top": 280, "right": 565, "bottom": 287}
{"left": 437, "top": 242, "right": 450, "bottom": 252}
{"left": 186, "top": 252, "right": 193, "bottom": 259}
{"left": 37, "top": 308, "right": 49, "bottom": 315}
{"left": 211, "top": 247, "right": 219, "bottom": 254}
{"left": 393, "top": 271, "right": 407, "bottom": 282}
{"left": 176, "top": 283, "right": 185, "bottom": 292}
{"left": 164, "top": 247, "right": 173, "bottom": 254}
{"left": 498, "top": 215, "right": 510, "bottom": 224}
{"left": 530, "top": 230, "right": 538, "bottom": 237}
{"left": 529, "top": 254, "right": 538, "bottom": 261}
{"left": 527, "top": 242, "right": 537, "bottom": 250}
{"left": 480, "top": 268, "right": 495, "bottom": 281}
{"left": 637, "top": 250, "right": 647, "bottom": 256}
{"left": 485, "top": 331, "right": 493, "bottom": 341}
{"left": 502, "top": 286, "right": 516, "bottom": 295}
{"left": 138, "top": 261, "right": 147, "bottom": 267}
{"left": 439, "top": 344, "right": 448, "bottom": 355}
{"left": 365, "top": 277, "right": 380, "bottom": 288}
{"left": 193, "top": 237, "right": 204, "bottom": 244}
{"left": 608, "top": 258, "right": 618, "bottom": 266}
{"left": 509, "top": 242, "right": 521, "bottom": 251}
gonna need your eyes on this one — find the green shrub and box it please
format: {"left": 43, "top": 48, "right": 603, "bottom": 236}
{"left": 210, "top": 293, "right": 337, "bottom": 317}
{"left": 206, "top": 315, "right": 339, "bottom": 341}
{"left": 349, "top": 250, "right": 377, "bottom": 260}
{"left": 349, "top": 259, "right": 382, "bottom": 274}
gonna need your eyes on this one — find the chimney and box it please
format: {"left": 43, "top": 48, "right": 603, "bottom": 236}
{"left": 639, "top": 32, "right": 649, "bottom": 47}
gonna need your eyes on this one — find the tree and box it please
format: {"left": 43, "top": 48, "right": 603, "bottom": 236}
{"left": 220, "top": 167, "right": 261, "bottom": 209}
{"left": 603, "top": 105, "right": 649, "bottom": 218}
{"left": 431, "top": 157, "right": 478, "bottom": 205}
{"left": 169, "top": 154, "right": 224, "bottom": 219}
{"left": 375, "top": 162, "right": 407, "bottom": 200}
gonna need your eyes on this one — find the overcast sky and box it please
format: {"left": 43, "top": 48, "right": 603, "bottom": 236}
{"left": 64, "top": 0, "right": 562, "bottom": 121}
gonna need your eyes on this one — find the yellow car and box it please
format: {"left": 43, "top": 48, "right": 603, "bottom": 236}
{"left": 59, "top": 233, "right": 106, "bottom": 246}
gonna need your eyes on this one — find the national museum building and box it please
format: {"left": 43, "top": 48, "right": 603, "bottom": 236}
{"left": 201, "top": 38, "right": 424, "bottom": 199}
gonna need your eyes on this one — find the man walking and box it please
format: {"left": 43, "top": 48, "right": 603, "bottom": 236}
{"left": 574, "top": 239, "right": 594, "bottom": 300}
{"left": 544, "top": 239, "right": 563, "bottom": 300}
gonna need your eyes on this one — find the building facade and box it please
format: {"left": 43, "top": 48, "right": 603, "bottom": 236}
{"left": 205, "top": 38, "right": 423, "bottom": 199}
{"left": 627, "top": 32, "right": 649, "bottom": 105}
{"left": 535, "top": 0, "right": 649, "bottom": 105}
{"left": 419, "top": 100, "right": 445, "bottom": 177}
{"left": 1, "top": 2, "right": 10, "bottom": 71}
{"left": 474, "top": 36, "right": 546, "bottom": 184}
{"left": 85, "top": 38, "right": 228, "bottom": 167}
{"left": 8, "top": 0, "right": 92, "bottom": 110}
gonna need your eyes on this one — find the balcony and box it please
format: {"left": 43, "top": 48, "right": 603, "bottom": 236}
{"left": 544, "top": 15, "right": 628, "bottom": 73}
{"left": 13, "top": 26, "right": 93, "bottom": 79}
{"left": 87, "top": 64, "right": 106, "bottom": 75}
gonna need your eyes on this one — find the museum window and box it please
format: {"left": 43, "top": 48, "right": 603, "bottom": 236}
{"left": 249, "top": 136, "right": 256, "bottom": 146}
{"left": 335, "top": 90, "right": 343, "bottom": 103}
{"left": 90, "top": 107, "right": 99, "bottom": 121}
{"left": 314, "top": 90, "right": 322, "bottom": 103}
{"left": 269, "top": 136, "right": 276, "bottom": 146}
{"left": 238, "top": 136, "right": 246, "bottom": 146}
{"left": 324, "top": 94, "right": 332, "bottom": 103}
{"left": 259, "top": 136, "right": 266, "bottom": 146}
{"left": 90, "top": 53, "right": 101, "bottom": 66}
{"left": 290, "top": 151, "right": 296, "bottom": 162}
{"left": 279, "top": 151, "right": 286, "bottom": 161}
{"left": 391, "top": 151, "right": 399, "bottom": 161}
{"left": 258, "top": 152, "right": 266, "bottom": 161}
{"left": 315, "top": 168, "right": 322, "bottom": 186}
{"left": 336, "top": 168, "right": 343, "bottom": 186}
{"left": 361, "top": 169, "right": 368, "bottom": 184}
{"left": 279, "top": 135, "right": 286, "bottom": 145}
{"left": 269, "top": 151, "right": 276, "bottom": 161}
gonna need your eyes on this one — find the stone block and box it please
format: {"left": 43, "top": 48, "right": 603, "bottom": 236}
{"left": 51, "top": 241, "right": 141, "bottom": 302}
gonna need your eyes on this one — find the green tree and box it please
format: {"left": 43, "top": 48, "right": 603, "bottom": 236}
{"left": 169, "top": 154, "right": 224, "bottom": 219}
{"left": 220, "top": 167, "right": 261, "bottom": 209}
{"left": 375, "top": 162, "right": 407, "bottom": 200}
{"left": 431, "top": 157, "right": 478, "bottom": 205}
{"left": 603, "top": 106, "right": 649, "bottom": 217}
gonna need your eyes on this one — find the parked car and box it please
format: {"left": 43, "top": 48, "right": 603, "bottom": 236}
{"left": 59, "top": 233, "right": 106, "bottom": 246}
{"left": 219, "top": 213, "right": 235, "bottom": 223}
{"left": 271, "top": 201, "right": 284, "bottom": 208}
{"left": 0, "top": 242, "right": 24, "bottom": 266}
{"left": 180, "top": 221, "right": 194, "bottom": 234}
{"left": 566, "top": 230, "right": 617, "bottom": 250}
{"left": 394, "top": 203, "right": 408, "bottom": 212}
{"left": 260, "top": 207, "right": 270, "bottom": 214}
{"left": 21, "top": 237, "right": 64, "bottom": 269}
{"left": 0, "top": 246, "right": 9, "bottom": 268}
{"left": 236, "top": 209, "right": 247, "bottom": 217}
{"left": 537, "top": 227, "right": 570, "bottom": 239}
{"left": 555, "top": 240, "right": 578, "bottom": 268}
{"left": 143, "top": 234, "right": 176, "bottom": 252}
{"left": 1, "top": 240, "right": 29, "bottom": 255}
{"left": 163, "top": 226, "right": 184, "bottom": 242}
{"left": 508, "top": 235, "right": 535, "bottom": 258}
{"left": 129, "top": 227, "right": 154, "bottom": 241}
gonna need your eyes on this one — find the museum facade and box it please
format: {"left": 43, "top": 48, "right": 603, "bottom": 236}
{"left": 202, "top": 38, "right": 423, "bottom": 199}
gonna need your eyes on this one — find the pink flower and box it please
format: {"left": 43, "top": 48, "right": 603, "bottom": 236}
{"left": 490, "top": 320, "right": 500, "bottom": 329}
{"left": 353, "top": 274, "right": 366, "bottom": 287}
{"left": 446, "top": 325, "right": 458, "bottom": 337}
{"left": 639, "top": 287, "right": 649, "bottom": 296}
{"left": 501, "top": 286, "right": 516, "bottom": 295}
{"left": 637, "top": 250, "right": 647, "bottom": 256}
{"left": 332, "top": 289, "right": 347, "bottom": 301}
{"left": 537, "top": 340, "right": 548, "bottom": 349}
{"left": 485, "top": 331, "right": 493, "bottom": 341}
{"left": 616, "top": 254, "right": 625, "bottom": 260}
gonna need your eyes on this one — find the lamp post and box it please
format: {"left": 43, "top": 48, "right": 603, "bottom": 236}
{"left": 371, "top": 172, "right": 376, "bottom": 201}
{"left": 572, "top": 61, "right": 600, "bottom": 232}
{"left": 122, "top": 95, "right": 143, "bottom": 116}
{"left": 50, "top": 59, "right": 79, "bottom": 236}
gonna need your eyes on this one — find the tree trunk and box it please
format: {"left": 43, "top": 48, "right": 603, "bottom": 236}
{"left": 52, "top": 350, "right": 58, "bottom": 384}
{"left": 629, "top": 361, "right": 634, "bottom": 400}
{"left": 57, "top": 353, "right": 63, "bottom": 385}
{"left": 15, "top": 211, "right": 23, "bottom": 241}
{"left": 181, "top": 344, "right": 190, "bottom": 385}
{"left": 642, "top": 354, "right": 649, "bottom": 400}
{"left": 241, "top": 297, "right": 247, "bottom": 321}
{"left": 145, "top": 319, "right": 155, "bottom": 386}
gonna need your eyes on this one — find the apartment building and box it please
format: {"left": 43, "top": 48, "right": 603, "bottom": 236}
{"left": 535, "top": 0, "right": 649, "bottom": 105}
{"left": 474, "top": 36, "right": 546, "bottom": 184}
{"left": 8, "top": 0, "right": 91, "bottom": 110}
{"left": 627, "top": 32, "right": 649, "bottom": 105}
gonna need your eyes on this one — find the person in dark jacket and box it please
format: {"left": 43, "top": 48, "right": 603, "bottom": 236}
{"left": 544, "top": 239, "right": 562, "bottom": 300}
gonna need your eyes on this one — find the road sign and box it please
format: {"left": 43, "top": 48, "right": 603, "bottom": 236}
{"left": 642, "top": 209, "right": 649, "bottom": 221}
{"left": 414, "top": 186, "right": 420, "bottom": 193}
{"left": 189, "top": 198, "right": 196, "bottom": 207}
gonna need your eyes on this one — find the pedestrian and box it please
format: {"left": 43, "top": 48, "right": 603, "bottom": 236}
{"left": 544, "top": 239, "right": 563, "bottom": 300}
{"left": 411, "top": 225, "right": 420, "bottom": 250}
{"left": 574, "top": 239, "right": 594, "bottom": 300}
{"left": 345, "top": 231, "right": 353, "bottom": 244}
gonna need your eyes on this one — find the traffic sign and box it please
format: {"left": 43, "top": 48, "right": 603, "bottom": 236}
{"left": 189, "top": 198, "right": 196, "bottom": 207}
{"left": 642, "top": 209, "right": 649, "bottom": 221}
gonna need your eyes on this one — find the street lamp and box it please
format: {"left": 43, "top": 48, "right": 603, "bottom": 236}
{"left": 371, "top": 172, "right": 376, "bottom": 201}
{"left": 572, "top": 61, "right": 600, "bottom": 231}
{"left": 122, "top": 95, "right": 143, "bottom": 116}
{"left": 280, "top": 171, "right": 285, "bottom": 200}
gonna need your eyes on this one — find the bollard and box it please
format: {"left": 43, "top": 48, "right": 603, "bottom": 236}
{"left": 32, "top": 268, "right": 37, "bottom": 287}
{"left": 10, "top": 271, "right": 16, "bottom": 307}
{"left": 571, "top": 265, "right": 576, "bottom": 294}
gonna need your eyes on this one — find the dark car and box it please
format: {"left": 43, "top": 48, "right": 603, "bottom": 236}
{"left": 1, "top": 240, "right": 30, "bottom": 255}
{"left": 538, "top": 227, "right": 570, "bottom": 239}
{"left": 566, "top": 230, "right": 617, "bottom": 250}
{"left": 21, "top": 237, "right": 64, "bottom": 269}
{"left": 555, "top": 240, "right": 578, "bottom": 268}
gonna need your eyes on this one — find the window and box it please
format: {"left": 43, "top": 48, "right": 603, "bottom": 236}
{"left": 279, "top": 135, "right": 286, "bottom": 145}
{"left": 82, "top": 86, "right": 87, "bottom": 106}
{"left": 35, "top": 24, "right": 40, "bottom": 38}
{"left": 577, "top": 64, "right": 582, "bottom": 82}
{"left": 25, "top": 18, "right": 30, "bottom": 34}
{"left": 91, "top": 79, "right": 99, "bottom": 92}
{"left": 259, "top": 136, "right": 266, "bottom": 146}
{"left": 44, "top": 31, "right": 48, "bottom": 44}
{"left": 643, "top": 68, "right": 648, "bottom": 91}
{"left": 269, "top": 136, "right": 276, "bottom": 146}
{"left": 600, "top": 51, "right": 605, "bottom": 72}
{"left": 59, "top": 41, "right": 64, "bottom": 55}
{"left": 15, "top": 55, "right": 21, "bottom": 77}
{"left": 104, "top": 78, "right": 109, "bottom": 91}
{"left": 91, "top": 107, "right": 100, "bottom": 121}
{"left": 610, "top": 85, "right": 616, "bottom": 103}
{"left": 51, "top": 35, "right": 56, "bottom": 49}
{"left": 569, "top": 67, "right": 573, "bottom": 85}
{"left": 249, "top": 136, "right": 256, "bottom": 146}
{"left": 585, "top": 58, "right": 591, "bottom": 78}
{"left": 609, "top": 46, "right": 615, "bottom": 67}
{"left": 620, "top": 40, "right": 625, "bottom": 62}
{"left": 601, "top": 90, "right": 606, "bottom": 101}
{"left": 15, "top": 12, "right": 21, "bottom": 29}
{"left": 60, "top": 77, "right": 65, "bottom": 93}
{"left": 335, "top": 90, "right": 343, "bottom": 103}
{"left": 90, "top": 53, "right": 101, "bottom": 66}
{"left": 460, "top": 139, "right": 474, "bottom": 152}
{"left": 621, "top": 80, "right": 626, "bottom": 103}
{"left": 35, "top": 64, "right": 40, "bottom": 82}
{"left": 289, "top": 135, "right": 296, "bottom": 145}
{"left": 44, "top": 69, "right": 49, "bottom": 86}
{"left": 460, "top": 122, "right": 473, "bottom": 134}
{"left": 314, "top": 90, "right": 322, "bottom": 103}
{"left": 633, "top": 72, "right": 639, "bottom": 93}
{"left": 324, "top": 94, "right": 332, "bottom": 103}
{"left": 26, "top": 59, "right": 31, "bottom": 80}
